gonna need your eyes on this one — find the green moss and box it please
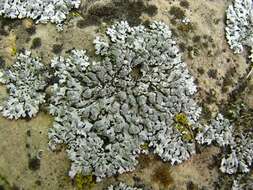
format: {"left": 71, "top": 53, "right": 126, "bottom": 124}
{"left": 180, "top": 1, "right": 190, "bottom": 9}
{"left": 31, "top": 37, "right": 41, "bottom": 49}
{"left": 28, "top": 156, "right": 40, "bottom": 171}
{"left": 145, "top": 5, "right": 158, "bottom": 16}
{"left": 52, "top": 44, "right": 63, "bottom": 54}
{"left": 169, "top": 6, "right": 185, "bottom": 20}
{"left": 75, "top": 174, "right": 95, "bottom": 190}
{"left": 177, "top": 22, "right": 195, "bottom": 33}
{"left": 0, "top": 175, "right": 11, "bottom": 190}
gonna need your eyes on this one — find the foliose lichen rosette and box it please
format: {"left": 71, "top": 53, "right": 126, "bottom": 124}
{"left": 48, "top": 21, "right": 201, "bottom": 181}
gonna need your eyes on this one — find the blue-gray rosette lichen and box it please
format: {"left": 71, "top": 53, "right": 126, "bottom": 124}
{"left": 0, "top": 51, "right": 48, "bottom": 119}
{"left": 48, "top": 21, "right": 201, "bottom": 181}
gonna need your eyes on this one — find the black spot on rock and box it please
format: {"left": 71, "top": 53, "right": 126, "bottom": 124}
{"left": 187, "top": 181, "right": 198, "bottom": 190}
{"left": 28, "top": 157, "right": 40, "bottom": 171}
{"left": 0, "top": 57, "right": 5, "bottom": 68}
{"left": 192, "top": 35, "right": 201, "bottom": 43}
{"left": 35, "top": 180, "right": 42, "bottom": 186}
{"left": 169, "top": 6, "right": 185, "bottom": 20}
{"left": 207, "top": 69, "right": 217, "bottom": 79}
{"left": 52, "top": 44, "right": 63, "bottom": 54}
{"left": 197, "top": 67, "right": 205, "bottom": 75}
{"left": 11, "top": 185, "right": 20, "bottom": 190}
{"left": 31, "top": 37, "right": 42, "bottom": 49}
{"left": 180, "top": 1, "right": 190, "bottom": 9}
{"left": 26, "top": 130, "right": 31, "bottom": 137}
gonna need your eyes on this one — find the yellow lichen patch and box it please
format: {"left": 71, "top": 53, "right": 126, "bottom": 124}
{"left": 140, "top": 143, "right": 149, "bottom": 150}
{"left": 11, "top": 47, "right": 17, "bottom": 56}
{"left": 175, "top": 113, "right": 189, "bottom": 126}
{"left": 175, "top": 124, "right": 194, "bottom": 142}
{"left": 174, "top": 113, "right": 194, "bottom": 142}
{"left": 70, "top": 11, "right": 81, "bottom": 17}
{"left": 75, "top": 173, "right": 96, "bottom": 190}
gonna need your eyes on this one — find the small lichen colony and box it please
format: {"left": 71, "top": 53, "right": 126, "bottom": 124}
{"left": 226, "top": 0, "right": 253, "bottom": 53}
{"left": 0, "top": 0, "right": 80, "bottom": 24}
{"left": 196, "top": 114, "right": 253, "bottom": 175}
{"left": 48, "top": 21, "right": 201, "bottom": 180}
{"left": 107, "top": 182, "right": 142, "bottom": 190}
{"left": 0, "top": 51, "right": 48, "bottom": 119}
{"left": 196, "top": 114, "right": 234, "bottom": 147}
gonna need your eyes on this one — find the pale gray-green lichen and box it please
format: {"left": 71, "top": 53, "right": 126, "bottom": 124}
{"left": 196, "top": 113, "right": 234, "bottom": 147}
{"left": 196, "top": 114, "right": 253, "bottom": 175}
{"left": 226, "top": 0, "right": 253, "bottom": 53}
{"left": 48, "top": 21, "right": 201, "bottom": 181}
{"left": 0, "top": 51, "right": 48, "bottom": 119}
{"left": 220, "top": 133, "right": 253, "bottom": 174}
{"left": 0, "top": 0, "right": 80, "bottom": 25}
{"left": 107, "top": 182, "right": 142, "bottom": 190}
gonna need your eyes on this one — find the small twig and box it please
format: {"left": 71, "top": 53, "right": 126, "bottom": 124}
{"left": 246, "top": 65, "right": 253, "bottom": 79}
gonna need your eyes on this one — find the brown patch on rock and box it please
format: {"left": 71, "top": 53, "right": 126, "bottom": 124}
{"left": 151, "top": 165, "right": 174, "bottom": 188}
